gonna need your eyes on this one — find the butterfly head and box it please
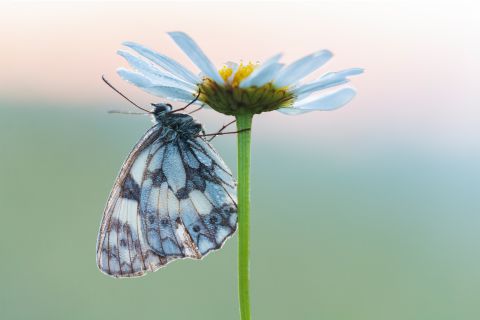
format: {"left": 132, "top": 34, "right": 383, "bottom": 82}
{"left": 151, "top": 103, "right": 174, "bottom": 122}
{"left": 151, "top": 103, "right": 173, "bottom": 115}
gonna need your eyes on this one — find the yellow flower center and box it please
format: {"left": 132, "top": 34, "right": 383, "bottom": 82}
{"left": 198, "top": 60, "right": 295, "bottom": 115}
{"left": 218, "top": 62, "right": 256, "bottom": 87}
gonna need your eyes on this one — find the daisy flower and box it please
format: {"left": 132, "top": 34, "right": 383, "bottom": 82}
{"left": 117, "top": 31, "right": 363, "bottom": 116}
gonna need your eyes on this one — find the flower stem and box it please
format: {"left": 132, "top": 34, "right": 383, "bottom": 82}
{"left": 236, "top": 113, "right": 253, "bottom": 320}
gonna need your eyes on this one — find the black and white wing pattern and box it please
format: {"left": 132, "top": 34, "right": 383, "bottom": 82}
{"left": 96, "top": 126, "right": 237, "bottom": 278}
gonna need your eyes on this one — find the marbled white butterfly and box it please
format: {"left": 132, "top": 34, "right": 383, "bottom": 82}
{"left": 97, "top": 81, "right": 237, "bottom": 278}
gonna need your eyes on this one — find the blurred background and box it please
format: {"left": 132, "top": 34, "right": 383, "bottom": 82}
{"left": 1, "top": 1, "right": 479, "bottom": 319}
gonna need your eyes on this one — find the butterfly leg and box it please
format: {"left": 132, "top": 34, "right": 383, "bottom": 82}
{"left": 206, "top": 119, "right": 237, "bottom": 142}
{"left": 197, "top": 128, "right": 251, "bottom": 139}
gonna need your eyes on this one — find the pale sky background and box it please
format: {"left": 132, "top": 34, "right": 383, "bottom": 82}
{"left": 1, "top": 3, "right": 480, "bottom": 320}
{"left": 1, "top": 1, "right": 479, "bottom": 152}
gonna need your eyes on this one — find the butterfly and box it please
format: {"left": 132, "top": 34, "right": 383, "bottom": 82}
{"left": 96, "top": 83, "right": 237, "bottom": 278}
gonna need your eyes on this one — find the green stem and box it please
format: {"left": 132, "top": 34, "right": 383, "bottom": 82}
{"left": 236, "top": 113, "right": 253, "bottom": 320}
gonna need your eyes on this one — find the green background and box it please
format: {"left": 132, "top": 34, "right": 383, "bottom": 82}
{"left": 1, "top": 104, "right": 478, "bottom": 320}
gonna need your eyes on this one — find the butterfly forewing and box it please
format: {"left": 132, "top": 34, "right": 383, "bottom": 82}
{"left": 97, "top": 125, "right": 237, "bottom": 278}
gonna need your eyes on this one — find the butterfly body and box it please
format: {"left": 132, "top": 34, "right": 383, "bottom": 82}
{"left": 151, "top": 103, "right": 203, "bottom": 138}
{"left": 97, "top": 104, "right": 237, "bottom": 278}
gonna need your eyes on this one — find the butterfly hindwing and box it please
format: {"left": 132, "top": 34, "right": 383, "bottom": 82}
{"left": 97, "top": 125, "right": 169, "bottom": 277}
{"left": 97, "top": 125, "right": 237, "bottom": 278}
{"left": 139, "top": 137, "right": 237, "bottom": 258}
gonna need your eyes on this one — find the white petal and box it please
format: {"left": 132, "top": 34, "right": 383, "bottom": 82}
{"left": 294, "top": 68, "right": 363, "bottom": 98}
{"left": 240, "top": 63, "right": 283, "bottom": 88}
{"left": 277, "top": 88, "right": 356, "bottom": 115}
{"left": 117, "top": 68, "right": 196, "bottom": 102}
{"left": 294, "top": 79, "right": 349, "bottom": 98}
{"left": 318, "top": 68, "right": 364, "bottom": 81}
{"left": 117, "top": 68, "right": 151, "bottom": 87}
{"left": 168, "top": 32, "right": 224, "bottom": 84}
{"left": 239, "top": 53, "right": 282, "bottom": 88}
{"left": 123, "top": 41, "right": 200, "bottom": 84}
{"left": 118, "top": 50, "right": 197, "bottom": 92}
{"left": 276, "top": 108, "right": 311, "bottom": 115}
{"left": 274, "top": 50, "right": 333, "bottom": 87}
{"left": 143, "top": 87, "right": 196, "bottom": 103}
{"left": 224, "top": 61, "right": 239, "bottom": 83}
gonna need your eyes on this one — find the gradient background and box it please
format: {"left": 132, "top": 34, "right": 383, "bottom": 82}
{"left": 1, "top": 1, "right": 479, "bottom": 319}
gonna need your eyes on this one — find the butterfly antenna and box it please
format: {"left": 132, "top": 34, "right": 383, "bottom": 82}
{"left": 107, "top": 110, "right": 149, "bottom": 115}
{"left": 188, "top": 104, "right": 205, "bottom": 115}
{"left": 169, "top": 90, "right": 201, "bottom": 113}
{"left": 101, "top": 75, "right": 151, "bottom": 113}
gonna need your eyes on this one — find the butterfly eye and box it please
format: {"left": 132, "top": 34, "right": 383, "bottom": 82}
{"left": 192, "top": 225, "right": 201, "bottom": 232}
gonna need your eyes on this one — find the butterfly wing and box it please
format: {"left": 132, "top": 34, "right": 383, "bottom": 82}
{"left": 97, "top": 127, "right": 237, "bottom": 278}
{"left": 97, "top": 125, "right": 170, "bottom": 277}
{"left": 138, "top": 136, "right": 237, "bottom": 260}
